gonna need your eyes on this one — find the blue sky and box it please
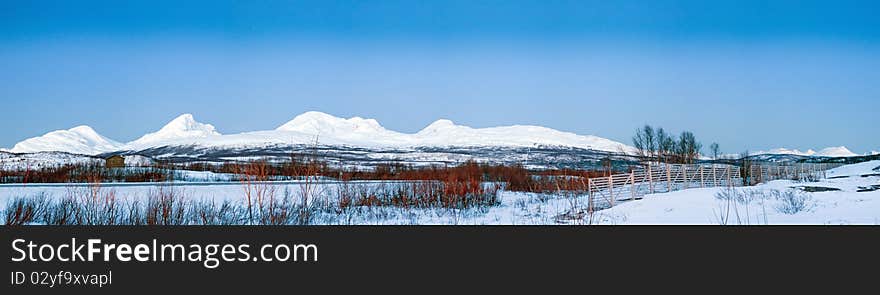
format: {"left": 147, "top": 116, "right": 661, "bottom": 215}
{"left": 1, "top": 0, "right": 878, "bottom": 153}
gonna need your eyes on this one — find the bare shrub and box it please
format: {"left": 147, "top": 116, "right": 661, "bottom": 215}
{"left": 714, "top": 188, "right": 775, "bottom": 225}
{"left": 4, "top": 193, "right": 49, "bottom": 225}
{"left": 124, "top": 198, "right": 145, "bottom": 225}
{"left": 188, "top": 199, "right": 245, "bottom": 225}
{"left": 772, "top": 189, "right": 813, "bottom": 215}
{"left": 43, "top": 195, "right": 77, "bottom": 225}
{"left": 58, "top": 173, "right": 125, "bottom": 225}
{"left": 256, "top": 188, "right": 296, "bottom": 225}
{"left": 145, "top": 186, "right": 188, "bottom": 225}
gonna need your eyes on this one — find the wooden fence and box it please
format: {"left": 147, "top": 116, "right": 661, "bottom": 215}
{"left": 586, "top": 162, "right": 840, "bottom": 212}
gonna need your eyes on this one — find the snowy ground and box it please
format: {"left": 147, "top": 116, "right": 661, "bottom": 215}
{"left": 592, "top": 160, "right": 880, "bottom": 225}
{"left": 2, "top": 161, "right": 878, "bottom": 225}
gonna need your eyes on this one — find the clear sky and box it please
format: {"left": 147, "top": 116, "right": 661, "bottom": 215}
{"left": 1, "top": 0, "right": 878, "bottom": 154}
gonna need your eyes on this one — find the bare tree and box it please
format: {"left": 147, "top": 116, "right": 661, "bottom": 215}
{"left": 657, "top": 128, "right": 675, "bottom": 163}
{"left": 632, "top": 128, "right": 646, "bottom": 157}
{"left": 643, "top": 125, "right": 657, "bottom": 160}
{"left": 636, "top": 126, "right": 711, "bottom": 164}
{"left": 601, "top": 157, "right": 613, "bottom": 176}
{"left": 632, "top": 125, "right": 658, "bottom": 161}
{"left": 676, "top": 131, "right": 701, "bottom": 164}
{"left": 710, "top": 142, "right": 721, "bottom": 161}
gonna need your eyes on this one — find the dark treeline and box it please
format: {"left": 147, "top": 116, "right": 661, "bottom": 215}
{"left": 0, "top": 163, "right": 175, "bottom": 183}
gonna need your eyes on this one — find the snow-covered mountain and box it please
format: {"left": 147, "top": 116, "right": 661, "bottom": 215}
{"left": 754, "top": 146, "right": 858, "bottom": 157}
{"left": 228, "top": 111, "right": 635, "bottom": 152}
{"left": 9, "top": 126, "right": 123, "bottom": 155}
{"left": 7, "top": 111, "right": 863, "bottom": 161}
{"left": 128, "top": 114, "right": 221, "bottom": 148}
{"left": 414, "top": 119, "right": 630, "bottom": 151}
{"left": 7, "top": 114, "right": 221, "bottom": 155}
{"left": 815, "top": 146, "right": 858, "bottom": 157}
{"left": 274, "top": 111, "right": 413, "bottom": 146}
{"left": 7, "top": 111, "right": 634, "bottom": 155}
{"left": 755, "top": 148, "right": 817, "bottom": 156}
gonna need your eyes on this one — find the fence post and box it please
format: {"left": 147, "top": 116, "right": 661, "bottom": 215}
{"left": 700, "top": 165, "right": 705, "bottom": 188}
{"left": 758, "top": 166, "right": 762, "bottom": 183}
{"left": 683, "top": 165, "right": 688, "bottom": 189}
{"left": 757, "top": 166, "right": 761, "bottom": 184}
{"left": 726, "top": 166, "right": 731, "bottom": 188}
{"left": 630, "top": 171, "right": 636, "bottom": 200}
{"left": 647, "top": 164, "right": 654, "bottom": 194}
{"left": 713, "top": 165, "right": 718, "bottom": 187}
{"left": 588, "top": 178, "right": 593, "bottom": 214}
{"left": 666, "top": 163, "right": 672, "bottom": 192}
{"left": 755, "top": 166, "right": 760, "bottom": 184}
{"left": 609, "top": 174, "right": 614, "bottom": 207}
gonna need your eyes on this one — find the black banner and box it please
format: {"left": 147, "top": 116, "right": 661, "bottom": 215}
{"left": 1, "top": 226, "right": 877, "bottom": 294}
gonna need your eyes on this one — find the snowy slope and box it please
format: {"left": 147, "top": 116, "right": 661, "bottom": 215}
{"left": 127, "top": 114, "right": 221, "bottom": 149}
{"left": 9, "top": 126, "right": 123, "bottom": 155}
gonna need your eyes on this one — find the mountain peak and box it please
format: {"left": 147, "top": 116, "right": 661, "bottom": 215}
{"left": 288, "top": 111, "right": 340, "bottom": 123}
{"left": 9, "top": 125, "right": 122, "bottom": 155}
{"left": 816, "top": 146, "right": 857, "bottom": 157}
{"left": 427, "top": 119, "right": 457, "bottom": 128}
{"left": 418, "top": 119, "right": 461, "bottom": 135}
{"left": 160, "top": 114, "right": 208, "bottom": 132}
{"left": 276, "top": 111, "right": 388, "bottom": 134}
{"left": 68, "top": 125, "right": 99, "bottom": 135}
{"left": 129, "top": 113, "right": 220, "bottom": 147}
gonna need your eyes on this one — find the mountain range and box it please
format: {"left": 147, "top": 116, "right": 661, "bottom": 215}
{"left": 8, "top": 111, "right": 635, "bottom": 156}
{"left": 752, "top": 147, "right": 859, "bottom": 158}
{"left": 5, "top": 111, "right": 866, "bottom": 167}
